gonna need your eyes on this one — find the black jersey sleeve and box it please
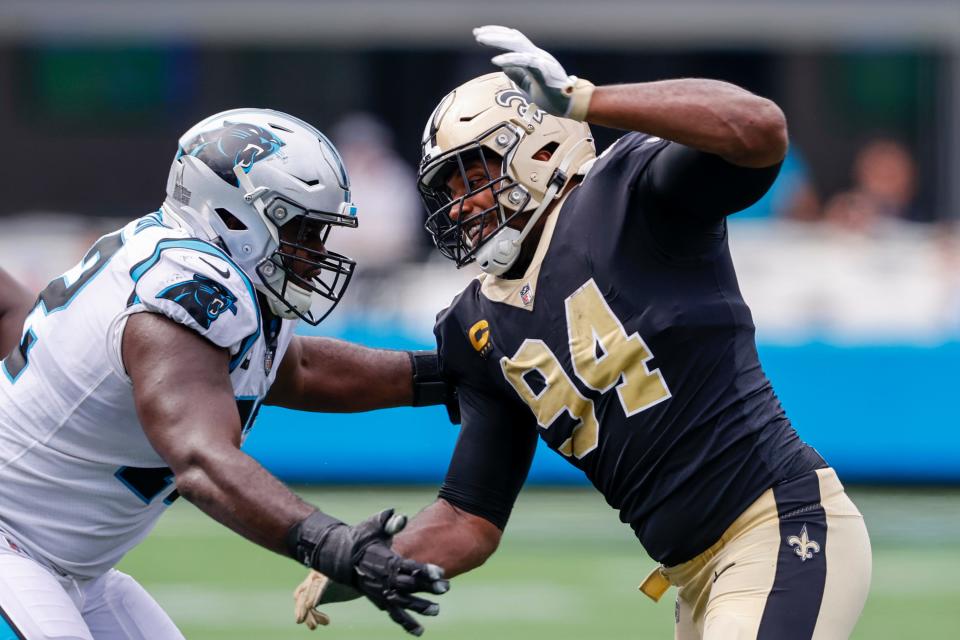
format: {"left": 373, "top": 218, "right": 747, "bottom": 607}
{"left": 437, "top": 381, "right": 538, "bottom": 531}
{"left": 633, "top": 144, "right": 780, "bottom": 258}
{"left": 587, "top": 135, "right": 781, "bottom": 259}
{"left": 642, "top": 142, "right": 782, "bottom": 224}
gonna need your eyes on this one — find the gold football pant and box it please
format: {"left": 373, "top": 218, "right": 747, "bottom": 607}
{"left": 644, "top": 468, "right": 871, "bottom": 640}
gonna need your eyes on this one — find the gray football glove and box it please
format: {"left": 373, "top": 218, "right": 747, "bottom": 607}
{"left": 473, "top": 25, "right": 595, "bottom": 121}
{"left": 287, "top": 509, "right": 448, "bottom": 636}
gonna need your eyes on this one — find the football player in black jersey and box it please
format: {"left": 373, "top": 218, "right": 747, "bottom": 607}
{"left": 295, "top": 26, "right": 871, "bottom": 639}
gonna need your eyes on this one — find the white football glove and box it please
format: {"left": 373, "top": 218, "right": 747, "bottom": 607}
{"left": 473, "top": 25, "right": 595, "bottom": 121}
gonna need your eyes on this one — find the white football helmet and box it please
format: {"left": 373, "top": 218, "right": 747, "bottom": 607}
{"left": 418, "top": 72, "right": 595, "bottom": 275}
{"left": 163, "top": 108, "right": 358, "bottom": 325}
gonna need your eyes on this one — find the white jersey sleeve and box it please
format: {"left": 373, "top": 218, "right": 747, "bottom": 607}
{"left": 0, "top": 215, "right": 287, "bottom": 579}
{"left": 125, "top": 239, "right": 262, "bottom": 370}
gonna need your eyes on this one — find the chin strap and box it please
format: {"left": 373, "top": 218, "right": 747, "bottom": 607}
{"left": 477, "top": 135, "right": 594, "bottom": 276}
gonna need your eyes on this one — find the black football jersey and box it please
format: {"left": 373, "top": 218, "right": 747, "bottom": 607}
{"left": 434, "top": 133, "right": 824, "bottom": 566}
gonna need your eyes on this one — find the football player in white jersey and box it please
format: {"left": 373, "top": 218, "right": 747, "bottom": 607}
{"left": 0, "top": 109, "right": 450, "bottom": 640}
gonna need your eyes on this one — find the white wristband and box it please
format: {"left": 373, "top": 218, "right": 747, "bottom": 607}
{"left": 564, "top": 77, "right": 596, "bottom": 121}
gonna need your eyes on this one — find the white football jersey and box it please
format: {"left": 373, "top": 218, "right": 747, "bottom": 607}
{"left": 0, "top": 210, "right": 295, "bottom": 579}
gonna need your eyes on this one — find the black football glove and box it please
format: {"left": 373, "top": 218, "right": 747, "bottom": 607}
{"left": 287, "top": 508, "right": 449, "bottom": 636}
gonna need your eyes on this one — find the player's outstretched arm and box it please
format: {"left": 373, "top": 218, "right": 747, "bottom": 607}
{"left": 124, "top": 312, "right": 448, "bottom": 636}
{"left": 389, "top": 382, "right": 537, "bottom": 576}
{"left": 394, "top": 499, "right": 502, "bottom": 577}
{"left": 474, "top": 25, "right": 787, "bottom": 168}
{"left": 295, "top": 499, "right": 500, "bottom": 630}
{"left": 265, "top": 336, "right": 457, "bottom": 420}
{"left": 294, "top": 383, "right": 533, "bottom": 630}
{"left": 0, "top": 268, "right": 33, "bottom": 355}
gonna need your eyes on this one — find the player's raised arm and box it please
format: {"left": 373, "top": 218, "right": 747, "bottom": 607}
{"left": 0, "top": 268, "right": 33, "bottom": 355}
{"left": 474, "top": 24, "right": 787, "bottom": 169}
{"left": 582, "top": 79, "right": 786, "bottom": 169}
{"left": 124, "top": 312, "right": 448, "bottom": 636}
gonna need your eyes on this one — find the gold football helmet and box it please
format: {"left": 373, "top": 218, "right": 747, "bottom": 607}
{"left": 418, "top": 72, "right": 596, "bottom": 275}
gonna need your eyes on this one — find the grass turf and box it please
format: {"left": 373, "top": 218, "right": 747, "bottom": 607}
{"left": 118, "top": 487, "right": 960, "bottom": 639}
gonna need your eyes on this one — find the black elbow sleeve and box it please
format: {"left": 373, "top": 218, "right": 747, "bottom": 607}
{"left": 437, "top": 484, "right": 509, "bottom": 531}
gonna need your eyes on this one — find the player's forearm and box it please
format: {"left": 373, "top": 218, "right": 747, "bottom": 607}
{"left": 173, "top": 445, "right": 315, "bottom": 555}
{"left": 393, "top": 499, "right": 501, "bottom": 578}
{"left": 586, "top": 79, "right": 788, "bottom": 168}
{"left": 0, "top": 268, "right": 33, "bottom": 354}
{"left": 267, "top": 337, "right": 413, "bottom": 412}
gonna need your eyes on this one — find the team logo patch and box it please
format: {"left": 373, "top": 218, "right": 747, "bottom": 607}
{"left": 787, "top": 524, "right": 821, "bottom": 562}
{"left": 468, "top": 319, "right": 493, "bottom": 358}
{"left": 157, "top": 273, "right": 239, "bottom": 329}
{"left": 495, "top": 89, "right": 544, "bottom": 124}
{"left": 181, "top": 122, "right": 285, "bottom": 186}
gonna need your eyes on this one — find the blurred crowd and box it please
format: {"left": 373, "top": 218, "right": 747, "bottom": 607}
{"left": 741, "top": 138, "right": 924, "bottom": 231}
{"left": 1, "top": 113, "right": 958, "bottom": 345}
{"left": 332, "top": 112, "right": 944, "bottom": 256}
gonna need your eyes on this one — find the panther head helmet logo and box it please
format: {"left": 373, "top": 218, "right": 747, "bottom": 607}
{"left": 180, "top": 122, "right": 285, "bottom": 186}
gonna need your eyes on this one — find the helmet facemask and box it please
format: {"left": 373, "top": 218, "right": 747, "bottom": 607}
{"left": 236, "top": 175, "right": 358, "bottom": 325}
{"left": 419, "top": 124, "right": 533, "bottom": 269}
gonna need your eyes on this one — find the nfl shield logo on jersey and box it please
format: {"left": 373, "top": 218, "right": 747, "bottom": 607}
{"left": 519, "top": 283, "right": 533, "bottom": 306}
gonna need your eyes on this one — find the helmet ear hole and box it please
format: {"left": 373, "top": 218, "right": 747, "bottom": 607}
{"left": 215, "top": 208, "right": 248, "bottom": 231}
{"left": 533, "top": 142, "right": 559, "bottom": 160}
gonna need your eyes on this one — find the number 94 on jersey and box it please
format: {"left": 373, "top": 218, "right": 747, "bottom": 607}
{"left": 500, "top": 279, "right": 671, "bottom": 459}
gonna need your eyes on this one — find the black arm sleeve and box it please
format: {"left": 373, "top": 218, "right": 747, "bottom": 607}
{"left": 644, "top": 142, "right": 782, "bottom": 224}
{"left": 437, "top": 383, "right": 538, "bottom": 531}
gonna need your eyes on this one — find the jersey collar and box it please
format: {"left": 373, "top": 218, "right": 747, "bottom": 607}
{"left": 477, "top": 188, "right": 575, "bottom": 311}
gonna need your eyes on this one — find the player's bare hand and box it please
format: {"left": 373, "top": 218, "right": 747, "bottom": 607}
{"left": 473, "top": 25, "right": 594, "bottom": 120}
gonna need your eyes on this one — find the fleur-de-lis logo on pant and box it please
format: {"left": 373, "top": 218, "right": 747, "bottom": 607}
{"left": 787, "top": 524, "right": 821, "bottom": 562}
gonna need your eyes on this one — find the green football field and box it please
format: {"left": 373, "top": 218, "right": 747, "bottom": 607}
{"left": 118, "top": 486, "right": 960, "bottom": 639}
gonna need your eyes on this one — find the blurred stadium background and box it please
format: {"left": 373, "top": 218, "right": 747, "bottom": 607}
{"left": 1, "top": 1, "right": 959, "bottom": 637}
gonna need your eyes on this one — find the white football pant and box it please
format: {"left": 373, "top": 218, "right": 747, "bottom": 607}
{"left": 0, "top": 535, "right": 184, "bottom": 640}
